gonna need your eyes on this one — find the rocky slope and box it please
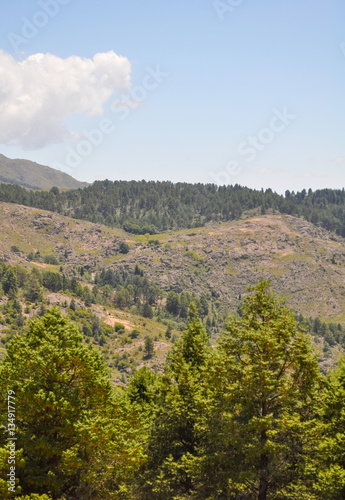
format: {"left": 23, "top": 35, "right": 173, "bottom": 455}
{"left": 1, "top": 201, "right": 345, "bottom": 323}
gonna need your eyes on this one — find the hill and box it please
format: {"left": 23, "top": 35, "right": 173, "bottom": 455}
{"left": 0, "top": 179, "right": 345, "bottom": 238}
{"left": 0, "top": 154, "right": 88, "bottom": 190}
{"left": 1, "top": 201, "right": 345, "bottom": 324}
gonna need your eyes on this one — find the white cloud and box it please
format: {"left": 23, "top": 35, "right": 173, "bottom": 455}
{"left": 0, "top": 50, "right": 131, "bottom": 148}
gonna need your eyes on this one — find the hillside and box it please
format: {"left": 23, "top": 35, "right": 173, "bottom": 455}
{"left": 1, "top": 201, "right": 345, "bottom": 324}
{"left": 0, "top": 178, "right": 345, "bottom": 238}
{"left": 0, "top": 154, "right": 88, "bottom": 190}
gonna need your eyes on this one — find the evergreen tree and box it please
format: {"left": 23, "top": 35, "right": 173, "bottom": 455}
{"left": 179, "top": 291, "right": 190, "bottom": 318}
{"left": 2, "top": 268, "right": 18, "bottom": 298}
{"left": 314, "top": 357, "right": 345, "bottom": 498}
{"left": 199, "top": 281, "right": 323, "bottom": 499}
{"left": 127, "top": 367, "right": 158, "bottom": 407}
{"left": 24, "top": 277, "right": 43, "bottom": 303}
{"left": 142, "top": 302, "right": 153, "bottom": 319}
{"left": 139, "top": 305, "right": 210, "bottom": 499}
{"left": 144, "top": 336, "right": 154, "bottom": 359}
{"left": 0, "top": 308, "right": 143, "bottom": 499}
{"left": 166, "top": 291, "right": 180, "bottom": 316}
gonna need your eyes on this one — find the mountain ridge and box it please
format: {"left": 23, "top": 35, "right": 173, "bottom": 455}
{"left": 0, "top": 154, "right": 88, "bottom": 190}
{"left": 1, "top": 176, "right": 345, "bottom": 239}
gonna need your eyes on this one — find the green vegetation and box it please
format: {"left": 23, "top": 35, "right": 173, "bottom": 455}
{"left": 3, "top": 170, "right": 345, "bottom": 497}
{"left": 2, "top": 180, "right": 345, "bottom": 237}
{"left": 0, "top": 154, "right": 88, "bottom": 190}
{"left": 1, "top": 282, "right": 345, "bottom": 498}
{"left": 118, "top": 241, "right": 130, "bottom": 254}
{"left": 0, "top": 309, "right": 142, "bottom": 499}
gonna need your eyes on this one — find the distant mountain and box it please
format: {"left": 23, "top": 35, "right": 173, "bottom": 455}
{"left": 0, "top": 154, "right": 89, "bottom": 190}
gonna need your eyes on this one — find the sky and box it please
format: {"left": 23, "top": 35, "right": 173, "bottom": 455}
{"left": 0, "top": 0, "right": 344, "bottom": 194}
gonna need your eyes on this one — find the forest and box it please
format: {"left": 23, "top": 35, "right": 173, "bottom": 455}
{"left": 1, "top": 181, "right": 345, "bottom": 236}
{"left": 0, "top": 260, "right": 342, "bottom": 363}
{"left": 1, "top": 281, "right": 345, "bottom": 499}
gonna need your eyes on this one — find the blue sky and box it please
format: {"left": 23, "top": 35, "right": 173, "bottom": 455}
{"left": 0, "top": 0, "right": 344, "bottom": 194}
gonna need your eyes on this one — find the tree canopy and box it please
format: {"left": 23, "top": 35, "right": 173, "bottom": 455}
{"left": 0, "top": 308, "right": 143, "bottom": 499}
{"left": 1, "top": 180, "right": 345, "bottom": 236}
{"left": 1, "top": 284, "right": 345, "bottom": 499}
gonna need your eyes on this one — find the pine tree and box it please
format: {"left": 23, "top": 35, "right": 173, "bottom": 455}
{"left": 139, "top": 304, "right": 210, "bottom": 499}
{"left": 0, "top": 308, "right": 143, "bottom": 499}
{"left": 2, "top": 268, "right": 18, "bottom": 298}
{"left": 200, "top": 281, "right": 323, "bottom": 499}
{"left": 313, "top": 357, "right": 345, "bottom": 498}
{"left": 144, "top": 336, "right": 154, "bottom": 359}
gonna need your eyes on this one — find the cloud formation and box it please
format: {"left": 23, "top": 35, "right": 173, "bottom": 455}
{"left": 0, "top": 50, "right": 131, "bottom": 148}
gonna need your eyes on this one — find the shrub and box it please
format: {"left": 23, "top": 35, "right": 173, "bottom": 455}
{"left": 129, "top": 329, "right": 140, "bottom": 339}
{"left": 118, "top": 242, "right": 130, "bottom": 254}
{"left": 114, "top": 322, "right": 126, "bottom": 334}
{"left": 43, "top": 255, "right": 60, "bottom": 265}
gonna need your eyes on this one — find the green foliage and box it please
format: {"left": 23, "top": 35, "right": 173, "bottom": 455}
{"left": 165, "top": 324, "right": 172, "bottom": 340}
{"left": 129, "top": 329, "right": 140, "bottom": 339}
{"left": 199, "top": 281, "right": 323, "bottom": 499}
{"left": 50, "top": 186, "right": 59, "bottom": 196}
{"left": 0, "top": 447, "right": 25, "bottom": 498}
{"left": 142, "top": 302, "right": 153, "bottom": 319}
{"left": 198, "top": 294, "right": 209, "bottom": 317}
{"left": 17, "top": 495, "right": 52, "bottom": 500}
{"left": 24, "top": 276, "right": 43, "bottom": 303}
{"left": 118, "top": 241, "right": 130, "bottom": 254}
{"left": 148, "top": 239, "right": 160, "bottom": 246}
{"left": 127, "top": 367, "right": 158, "bottom": 406}
{"left": 139, "top": 305, "right": 210, "bottom": 498}
{"left": 0, "top": 260, "right": 344, "bottom": 499}
{"left": 0, "top": 308, "right": 143, "bottom": 499}
{"left": 3, "top": 179, "right": 345, "bottom": 237}
{"left": 123, "top": 220, "right": 158, "bottom": 235}
{"left": 313, "top": 358, "right": 345, "bottom": 498}
{"left": 2, "top": 268, "right": 18, "bottom": 297}
{"left": 114, "top": 288, "right": 131, "bottom": 309}
{"left": 43, "top": 255, "right": 60, "bottom": 265}
{"left": 10, "top": 245, "right": 21, "bottom": 253}
{"left": 144, "top": 336, "right": 154, "bottom": 359}
{"left": 114, "top": 322, "right": 125, "bottom": 334}
{"left": 183, "top": 250, "right": 204, "bottom": 264}
{"left": 137, "top": 285, "right": 327, "bottom": 499}
{"left": 166, "top": 291, "right": 180, "bottom": 315}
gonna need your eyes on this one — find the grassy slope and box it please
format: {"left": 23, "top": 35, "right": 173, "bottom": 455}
{"left": 0, "top": 154, "right": 88, "bottom": 190}
{"left": 43, "top": 293, "right": 175, "bottom": 385}
{"left": 1, "top": 201, "right": 345, "bottom": 323}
